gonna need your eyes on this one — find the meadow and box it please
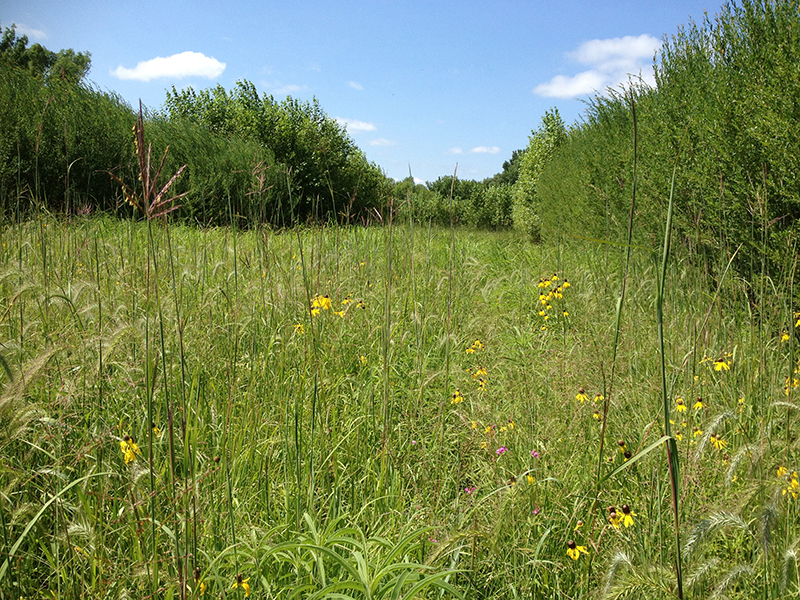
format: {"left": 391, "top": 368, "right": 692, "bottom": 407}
{"left": 1, "top": 207, "right": 798, "bottom": 599}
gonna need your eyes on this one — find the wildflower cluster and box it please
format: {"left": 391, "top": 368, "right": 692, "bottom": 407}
{"left": 466, "top": 339, "right": 485, "bottom": 354}
{"left": 536, "top": 273, "right": 571, "bottom": 331}
{"left": 468, "top": 366, "right": 488, "bottom": 391}
{"left": 607, "top": 504, "right": 636, "bottom": 529}
{"left": 310, "top": 294, "right": 366, "bottom": 318}
{"left": 575, "top": 387, "right": 603, "bottom": 406}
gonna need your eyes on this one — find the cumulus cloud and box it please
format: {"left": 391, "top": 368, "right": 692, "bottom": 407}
{"left": 413, "top": 177, "right": 425, "bottom": 186}
{"left": 112, "top": 51, "right": 225, "bottom": 81}
{"left": 470, "top": 146, "right": 501, "bottom": 154}
{"left": 348, "top": 81, "right": 364, "bottom": 90}
{"left": 369, "top": 138, "right": 395, "bottom": 146}
{"left": 335, "top": 118, "right": 377, "bottom": 132}
{"left": 14, "top": 23, "right": 46, "bottom": 40}
{"left": 446, "top": 147, "right": 464, "bottom": 155}
{"left": 534, "top": 34, "right": 661, "bottom": 99}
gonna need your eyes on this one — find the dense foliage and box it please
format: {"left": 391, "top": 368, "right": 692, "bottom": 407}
{"left": 0, "top": 25, "right": 389, "bottom": 225}
{"left": 535, "top": 0, "right": 800, "bottom": 280}
{"left": 163, "top": 82, "right": 390, "bottom": 224}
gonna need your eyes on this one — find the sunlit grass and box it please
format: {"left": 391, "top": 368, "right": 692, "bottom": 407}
{"left": 0, "top": 215, "right": 798, "bottom": 599}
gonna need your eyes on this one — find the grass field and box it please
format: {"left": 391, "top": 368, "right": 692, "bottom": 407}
{"left": 0, "top": 214, "right": 798, "bottom": 599}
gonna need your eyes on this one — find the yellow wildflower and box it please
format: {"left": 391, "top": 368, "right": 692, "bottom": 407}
{"left": 566, "top": 540, "right": 589, "bottom": 560}
{"left": 693, "top": 397, "right": 705, "bottom": 411}
{"left": 232, "top": 573, "right": 250, "bottom": 597}
{"left": 621, "top": 504, "right": 636, "bottom": 528}
{"left": 710, "top": 433, "right": 727, "bottom": 450}
{"left": 778, "top": 466, "right": 789, "bottom": 478}
{"left": 450, "top": 389, "right": 464, "bottom": 405}
{"left": 784, "top": 472, "right": 800, "bottom": 499}
{"left": 119, "top": 435, "right": 140, "bottom": 464}
{"left": 713, "top": 358, "right": 730, "bottom": 372}
{"left": 607, "top": 507, "right": 621, "bottom": 529}
{"left": 575, "top": 388, "right": 589, "bottom": 404}
{"left": 675, "top": 397, "right": 687, "bottom": 413}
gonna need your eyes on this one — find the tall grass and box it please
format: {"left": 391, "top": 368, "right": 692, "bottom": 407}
{"left": 0, "top": 204, "right": 798, "bottom": 597}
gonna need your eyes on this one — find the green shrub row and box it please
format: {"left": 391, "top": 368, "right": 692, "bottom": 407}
{"left": 534, "top": 0, "right": 800, "bottom": 281}
{"left": 0, "top": 25, "right": 391, "bottom": 226}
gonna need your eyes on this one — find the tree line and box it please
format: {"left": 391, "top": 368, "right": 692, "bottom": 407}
{"left": 0, "top": 23, "right": 389, "bottom": 226}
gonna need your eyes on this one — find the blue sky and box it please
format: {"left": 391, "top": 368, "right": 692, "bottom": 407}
{"left": 2, "top": 1, "right": 713, "bottom": 184}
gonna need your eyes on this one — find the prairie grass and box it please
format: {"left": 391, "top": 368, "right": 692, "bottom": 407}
{"left": 0, "top": 213, "right": 798, "bottom": 599}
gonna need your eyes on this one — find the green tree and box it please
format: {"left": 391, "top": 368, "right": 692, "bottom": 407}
{"left": 0, "top": 23, "right": 91, "bottom": 83}
{"left": 162, "top": 80, "right": 388, "bottom": 223}
{"left": 483, "top": 148, "right": 525, "bottom": 187}
{"left": 511, "top": 109, "right": 566, "bottom": 240}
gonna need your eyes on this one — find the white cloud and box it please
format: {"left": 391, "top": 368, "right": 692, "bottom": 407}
{"left": 349, "top": 81, "right": 364, "bottom": 90}
{"left": 369, "top": 138, "right": 395, "bottom": 146}
{"left": 470, "top": 146, "right": 501, "bottom": 154}
{"left": 413, "top": 177, "right": 425, "bottom": 186}
{"left": 112, "top": 51, "right": 225, "bottom": 82}
{"left": 534, "top": 34, "right": 661, "bottom": 98}
{"left": 534, "top": 71, "right": 607, "bottom": 98}
{"left": 446, "top": 147, "right": 464, "bottom": 155}
{"left": 14, "top": 23, "right": 46, "bottom": 40}
{"left": 269, "top": 82, "right": 309, "bottom": 96}
{"left": 335, "top": 118, "right": 376, "bottom": 132}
